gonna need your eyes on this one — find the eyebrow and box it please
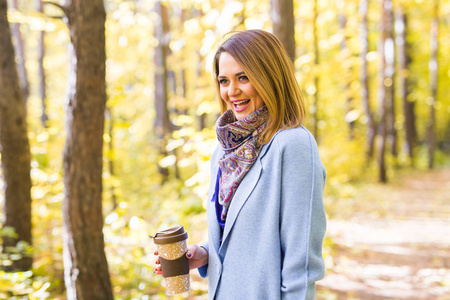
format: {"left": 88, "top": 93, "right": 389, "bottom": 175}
{"left": 217, "top": 71, "right": 246, "bottom": 79}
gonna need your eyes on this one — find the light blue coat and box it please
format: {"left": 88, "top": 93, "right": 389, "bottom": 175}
{"left": 198, "top": 126, "right": 327, "bottom": 300}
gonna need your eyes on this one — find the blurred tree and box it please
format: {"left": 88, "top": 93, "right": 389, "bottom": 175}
{"left": 57, "top": 0, "right": 113, "bottom": 298}
{"left": 338, "top": 1, "right": 356, "bottom": 139}
{"left": 194, "top": 7, "right": 208, "bottom": 131}
{"left": 312, "top": 0, "right": 319, "bottom": 140}
{"left": 270, "top": 0, "right": 295, "bottom": 61}
{"left": 36, "top": 0, "right": 48, "bottom": 127}
{"left": 377, "top": 0, "right": 390, "bottom": 183}
{"left": 385, "top": 0, "right": 397, "bottom": 160}
{"left": 396, "top": 4, "right": 416, "bottom": 164}
{"left": 154, "top": 0, "right": 172, "bottom": 183}
{"left": 10, "top": 0, "right": 29, "bottom": 103}
{"left": 178, "top": 6, "right": 188, "bottom": 117}
{"left": 167, "top": 4, "right": 180, "bottom": 180}
{"left": 359, "top": 0, "right": 375, "bottom": 159}
{"left": 0, "top": 0, "right": 33, "bottom": 271}
{"left": 427, "top": 0, "right": 439, "bottom": 169}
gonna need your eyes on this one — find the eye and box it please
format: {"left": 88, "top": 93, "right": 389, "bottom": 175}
{"left": 238, "top": 75, "right": 249, "bottom": 82}
{"left": 218, "top": 79, "right": 228, "bottom": 85}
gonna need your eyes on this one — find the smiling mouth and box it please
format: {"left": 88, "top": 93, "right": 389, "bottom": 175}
{"left": 232, "top": 99, "right": 250, "bottom": 110}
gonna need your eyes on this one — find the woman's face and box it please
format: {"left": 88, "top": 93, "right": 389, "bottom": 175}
{"left": 218, "top": 52, "right": 264, "bottom": 120}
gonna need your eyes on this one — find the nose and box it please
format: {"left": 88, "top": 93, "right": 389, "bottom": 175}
{"left": 228, "top": 81, "right": 240, "bottom": 97}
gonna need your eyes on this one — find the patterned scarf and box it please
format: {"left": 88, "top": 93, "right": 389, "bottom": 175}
{"left": 215, "top": 105, "right": 269, "bottom": 221}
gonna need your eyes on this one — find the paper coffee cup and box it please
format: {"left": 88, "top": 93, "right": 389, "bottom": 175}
{"left": 150, "top": 225, "right": 190, "bottom": 295}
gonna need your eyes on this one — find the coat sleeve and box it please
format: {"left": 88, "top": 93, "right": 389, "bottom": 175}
{"left": 278, "top": 128, "right": 326, "bottom": 300}
{"left": 197, "top": 242, "right": 209, "bottom": 278}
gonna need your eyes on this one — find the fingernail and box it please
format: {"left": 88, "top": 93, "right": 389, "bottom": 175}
{"left": 187, "top": 252, "right": 192, "bottom": 258}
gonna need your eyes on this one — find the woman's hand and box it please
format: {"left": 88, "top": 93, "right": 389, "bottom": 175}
{"left": 154, "top": 244, "right": 208, "bottom": 275}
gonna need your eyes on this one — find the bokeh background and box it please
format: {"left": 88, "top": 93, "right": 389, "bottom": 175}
{"left": 1, "top": 0, "right": 449, "bottom": 299}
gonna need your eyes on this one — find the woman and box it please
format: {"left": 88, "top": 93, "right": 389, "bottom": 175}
{"left": 155, "top": 29, "right": 326, "bottom": 299}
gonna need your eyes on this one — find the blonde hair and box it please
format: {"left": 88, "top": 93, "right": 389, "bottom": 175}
{"left": 213, "top": 29, "right": 306, "bottom": 144}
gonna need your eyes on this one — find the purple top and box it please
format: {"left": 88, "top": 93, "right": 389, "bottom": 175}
{"left": 212, "top": 168, "right": 225, "bottom": 237}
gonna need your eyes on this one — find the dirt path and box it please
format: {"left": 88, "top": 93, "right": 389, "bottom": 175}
{"left": 317, "top": 168, "right": 450, "bottom": 300}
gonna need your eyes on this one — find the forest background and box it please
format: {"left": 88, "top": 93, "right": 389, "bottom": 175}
{"left": 0, "top": 0, "right": 449, "bottom": 299}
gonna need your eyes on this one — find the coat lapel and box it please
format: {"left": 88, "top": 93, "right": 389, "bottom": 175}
{"left": 219, "top": 152, "right": 265, "bottom": 253}
{"left": 217, "top": 138, "right": 276, "bottom": 254}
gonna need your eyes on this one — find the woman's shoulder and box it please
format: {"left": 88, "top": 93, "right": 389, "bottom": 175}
{"left": 275, "top": 125, "right": 311, "bottom": 141}
{"left": 259, "top": 125, "right": 317, "bottom": 160}
{"left": 271, "top": 125, "right": 317, "bottom": 152}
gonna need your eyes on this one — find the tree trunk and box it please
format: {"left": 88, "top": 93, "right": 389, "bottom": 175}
{"left": 338, "top": 7, "right": 356, "bottom": 139}
{"left": 395, "top": 5, "right": 416, "bottom": 164}
{"left": 154, "top": 0, "right": 172, "bottom": 183}
{"left": 181, "top": 68, "right": 187, "bottom": 115}
{"left": 179, "top": 5, "right": 187, "bottom": 118}
{"left": 10, "top": 0, "right": 29, "bottom": 103}
{"left": 36, "top": 0, "right": 48, "bottom": 127}
{"left": 0, "top": 0, "right": 33, "bottom": 271}
{"left": 312, "top": 0, "right": 319, "bottom": 140}
{"left": 427, "top": 0, "right": 439, "bottom": 170}
{"left": 166, "top": 69, "right": 180, "bottom": 180}
{"left": 60, "top": 0, "right": 113, "bottom": 298}
{"left": 377, "top": 0, "right": 389, "bottom": 183}
{"left": 192, "top": 7, "right": 208, "bottom": 131}
{"left": 270, "top": 0, "right": 295, "bottom": 61}
{"left": 384, "top": 0, "right": 397, "bottom": 160}
{"left": 359, "top": 0, "right": 376, "bottom": 160}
